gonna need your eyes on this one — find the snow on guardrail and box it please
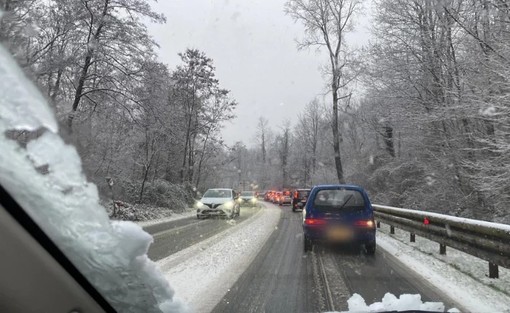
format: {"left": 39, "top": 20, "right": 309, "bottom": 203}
{"left": 372, "top": 204, "right": 510, "bottom": 279}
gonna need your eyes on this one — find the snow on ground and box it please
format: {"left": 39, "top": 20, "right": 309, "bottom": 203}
{"left": 377, "top": 224, "right": 510, "bottom": 313}
{"left": 157, "top": 204, "right": 281, "bottom": 313}
{"left": 136, "top": 208, "right": 195, "bottom": 227}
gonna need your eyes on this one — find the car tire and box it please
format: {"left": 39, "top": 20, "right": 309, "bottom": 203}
{"left": 292, "top": 207, "right": 296, "bottom": 212}
{"left": 304, "top": 236, "right": 312, "bottom": 252}
{"left": 197, "top": 214, "right": 201, "bottom": 219}
{"left": 365, "top": 243, "right": 376, "bottom": 255}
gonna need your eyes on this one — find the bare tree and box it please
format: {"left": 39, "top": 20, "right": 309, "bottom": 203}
{"left": 66, "top": 0, "right": 165, "bottom": 131}
{"left": 285, "top": 0, "right": 362, "bottom": 183}
{"left": 277, "top": 121, "right": 291, "bottom": 188}
{"left": 256, "top": 117, "right": 269, "bottom": 163}
{"left": 172, "top": 49, "right": 236, "bottom": 185}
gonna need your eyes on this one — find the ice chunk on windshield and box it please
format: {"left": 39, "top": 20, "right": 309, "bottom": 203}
{"left": 0, "top": 45, "right": 57, "bottom": 132}
{"left": 0, "top": 44, "right": 182, "bottom": 312}
{"left": 344, "top": 293, "right": 447, "bottom": 312}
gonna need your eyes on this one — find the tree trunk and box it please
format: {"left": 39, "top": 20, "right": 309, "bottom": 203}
{"left": 51, "top": 68, "right": 63, "bottom": 103}
{"left": 331, "top": 87, "right": 345, "bottom": 183}
{"left": 138, "top": 163, "right": 151, "bottom": 203}
{"left": 180, "top": 117, "right": 192, "bottom": 183}
{"left": 383, "top": 124, "right": 395, "bottom": 157}
{"left": 68, "top": 52, "right": 93, "bottom": 130}
{"left": 67, "top": 0, "right": 110, "bottom": 131}
{"left": 195, "top": 128, "right": 212, "bottom": 188}
{"left": 261, "top": 133, "right": 266, "bottom": 163}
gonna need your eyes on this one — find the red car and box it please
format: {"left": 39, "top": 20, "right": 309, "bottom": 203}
{"left": 273, "top": 191, "right": 282, "bottom": 204}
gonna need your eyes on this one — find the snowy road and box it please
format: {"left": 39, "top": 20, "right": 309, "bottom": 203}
{"left": 211, "top": 203, "right": 461, "bottom": 312}
{"left": 146, "top": 202, "right": 464, "bottom": 312}
{"left": 146, "top": 206, "right": 262, "bottom": 260}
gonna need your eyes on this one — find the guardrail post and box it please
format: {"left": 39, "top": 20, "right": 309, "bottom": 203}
{"left": 489, "top": 263, "right": 499, "bottom": 279}
{"left": 439, "top": 244, "right": 446, "bottom": 255}
{"left": 390, "top": 225, "right": 395, "bottom": 234}
{"left": 410, "top": 233, "right": 415, "bottom": 242}
{"left": 376, "top": 221, "right": 380, "bottom": 228}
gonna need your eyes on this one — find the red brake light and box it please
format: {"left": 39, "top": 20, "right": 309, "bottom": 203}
{"left": 304, "top": 218, "right": 327, "bottom": 226}
{"left": 354, "top": 220, "right": 375, "bottom": 228}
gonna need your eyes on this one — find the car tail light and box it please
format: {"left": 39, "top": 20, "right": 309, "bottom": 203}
{"left": 304, "top": 218, "right": 327, "bottom": 226}
{"left": 354, "top": 220, "right": 375, "bottom": 228}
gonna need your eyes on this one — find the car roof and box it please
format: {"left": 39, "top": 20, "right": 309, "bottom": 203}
{"left": 207, "top": 188, "right": 233, "bottom": 191}
{"left": 311, "top": 184, "right": 364, "bottom": 192}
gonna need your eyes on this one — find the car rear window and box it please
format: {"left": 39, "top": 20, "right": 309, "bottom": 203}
{"left": 297, "top": 190, "right": 310, "bottom": 198}
{"left": 313, "top": 189, "right": 365, "bottom": 211}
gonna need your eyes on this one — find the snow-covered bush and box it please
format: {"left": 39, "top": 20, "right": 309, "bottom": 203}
{"left": 140, "top": 180, "right": 193, "bottom": 211}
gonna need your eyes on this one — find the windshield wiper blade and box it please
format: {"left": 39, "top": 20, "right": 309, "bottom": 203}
{"left": 337, "top": 194, "right": 353, "bottom": 210}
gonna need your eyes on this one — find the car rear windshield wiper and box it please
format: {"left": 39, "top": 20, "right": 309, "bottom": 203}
{"left": 337, "top": 194, "right": 353, "bottom": 211}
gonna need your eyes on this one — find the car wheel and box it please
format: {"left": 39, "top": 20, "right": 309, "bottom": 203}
{"left": 197, "top": 214, "right": 201, "bottom": 219}
{"left": 304, "top": 236, "right": 313, "bottom": 252}
{"left": 292, "top": 207, "right": 296, "bottom": 212}
{"left": 365, "top": 243, "right": 376, "bottom": 255}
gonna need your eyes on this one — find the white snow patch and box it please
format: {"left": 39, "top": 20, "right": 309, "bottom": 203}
{"left": 136, "top": 209, "right": 195, "bottom": 227}
{"left": 0, "top": 45, "right": 57, "bottom": 132}
{"left": 376, "top": 227, "right": 510, "bottom": 313}
{"left": 342, "top": 292, "right": 445, "bottom": 312}
{"left": 425, "top": 175, "right": 435, "bottom": 186}
{"left": 479, "top": 106, "right": 497, "bottom": 117}
{"left": 157, "top": 204, "right": 281, "bottom": 313}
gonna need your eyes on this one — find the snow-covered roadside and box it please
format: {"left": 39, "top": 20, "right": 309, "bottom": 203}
{"left": 376, "top": 226, "right": 510, "bottom": 313}
{"left": 157, "top": 204, "right": 281, "bottom": 313}
{"left": 136, "top": 208, "right": 195, "bottom": 227}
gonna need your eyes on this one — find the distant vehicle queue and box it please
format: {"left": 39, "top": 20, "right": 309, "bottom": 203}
{"left": 196, "top": 185, "right": 376, "bottom": 255}
{"left": 263, "top": 185, "right": 376, "bottom": 255}
{"left": 263, "top": 189, "right": 311, "bottom": 212}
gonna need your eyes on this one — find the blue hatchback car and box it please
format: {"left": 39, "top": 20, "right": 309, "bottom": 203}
{"left": 302, "top": 184, "right": 376, "bottom": 254}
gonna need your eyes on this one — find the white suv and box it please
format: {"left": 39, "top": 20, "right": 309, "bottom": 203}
{"left": 196, "top": 188, "right": 240, "bottom": 219}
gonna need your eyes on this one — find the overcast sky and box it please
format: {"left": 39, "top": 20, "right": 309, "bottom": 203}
{"left": 147, "top": 0, "right": 372, "bottom": 146}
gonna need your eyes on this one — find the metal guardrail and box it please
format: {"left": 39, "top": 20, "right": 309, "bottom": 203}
{"left": 372, "top": 204, "right": 510, "bottom": 279}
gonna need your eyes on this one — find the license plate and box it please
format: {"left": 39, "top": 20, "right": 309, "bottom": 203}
{"left": 327, "top": 227, "right": 353, "bottom": 241}
{"left": 297, "top": 202, "right": 303, "bottom": 207}
{"left": 301, "top": 199, "right": 306, "bottom": 203}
